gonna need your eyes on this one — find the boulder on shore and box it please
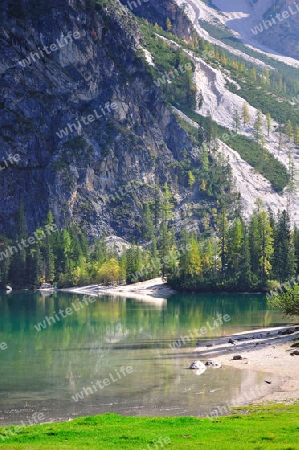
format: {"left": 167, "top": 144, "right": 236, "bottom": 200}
{"left": 205, "top": 360, "right": 222, "bottom": 368}
{"left": 232, "top": 355, "right": 242, "bottom": 360}
{"left": 189, "top": 360, "right": 206, "bottom": 370}
{"left": 39, "top": 282, "right": 53, "bottom": 290}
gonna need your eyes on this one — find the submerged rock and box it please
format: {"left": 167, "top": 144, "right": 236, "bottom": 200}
{"left": 280, "top": 328, "right": 295, "bottom": 335}
{"left": 205, "top": 360, "right": 222, "bottom": 368}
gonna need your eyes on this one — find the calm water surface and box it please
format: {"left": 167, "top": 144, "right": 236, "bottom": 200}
{"left": 0, "top": 290, "right": 289, "bottom": 425}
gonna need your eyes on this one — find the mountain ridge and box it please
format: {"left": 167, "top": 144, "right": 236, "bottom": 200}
{"left": 0, "top": 0, "right": 298, "bottom": 239}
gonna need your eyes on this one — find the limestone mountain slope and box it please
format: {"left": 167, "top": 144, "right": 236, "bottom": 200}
{"left": 0, "top": 0, "right": 298, "bottom": 240}
{"left": 173, "top": 0, "right": 299, "bottom": 224}
{"left": 0, "top": 0, "right": 196, "bottom": 237}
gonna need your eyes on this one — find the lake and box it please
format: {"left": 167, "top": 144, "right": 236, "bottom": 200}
{"left": 0, "top": 290, "right": 289, "bottom": 426}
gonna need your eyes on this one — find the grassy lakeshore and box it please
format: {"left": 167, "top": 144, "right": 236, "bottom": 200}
{"left": 1, "top": 405, "right": 299, "bottom": 449}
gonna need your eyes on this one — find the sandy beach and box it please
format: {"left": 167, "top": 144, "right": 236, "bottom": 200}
{"left": 60, "top": 277, "right": 176, "bottom": 302}
{"left": 194, "top": 326, "right": 299, "bottom": 405}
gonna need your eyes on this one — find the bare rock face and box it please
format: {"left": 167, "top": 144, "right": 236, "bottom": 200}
{"left": 0, "top": 0, "right": 195, "bottom": 238}
{"left": 118, "top": 0, "right": 195, "bottom": 43}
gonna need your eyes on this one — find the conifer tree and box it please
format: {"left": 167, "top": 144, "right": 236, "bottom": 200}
{"left": 9, "top": 202, "right": 28, "bottom": 287}
{"left": 241, "top": 102, "right": 250, "bottom": 127}
{"left": 253, "top": 110, "right": 263, "bottom": 144}
{"left": 278, "top": 127, "right": 285, "bottom": 154}
{"left": 227, "top": 217, "right": 243, "bottom": 276}
{"left": 188, "top": 171, "right": 195, "bottom": 187}
{"left": 266, "top": 113, "right": 272, "bottom": 137}
{"left": 286, "top": 119, "right": 294, "bottom": 141}
{"left": 272, "top": 210, "right": 294, "bottom": 282}
{"left": 217, "top": 206, "right": 229, "bottom": 275}
{"left": 258, "top": 210, "right": 274, "bottom": 282}
{"left": 239, "top": 226, "right": 252, "bottom": 289}
{"left": 153, "top": 182, "right": 161, "bottom": 230}
{"left": 233, "top": 109, "right": 241, "bottom": 133}
{"left": 142, "top": 203, "right": 155, "bottom": 242}
{"left": 43, "top": 211, "right": 55, "bottom": 282}
{"left": 248, "top": 202, "right": 262, "bottom": 281}
{"left": 187, "top": 235, "right": 202, "bottom": 277}
{"left": 166, "top": 18, "right": 172, "bottom": 31}
{"left": 158, "top": 219, "right": 171, "bottom": 278}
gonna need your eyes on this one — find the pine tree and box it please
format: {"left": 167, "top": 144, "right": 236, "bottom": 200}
{"left": 253, "top": 110, "right": 263, "bottom": 144}
{"left": 241, "top": 102, "right": 250, "bottom": 127}
{"left": 188, "top": 171, "right": 195, "bottom": 187}
{"left": 61, "top": 229, "right": 72, "bottom": 273}
{"left": 294, "top": 126, "right": 299, "bottom": 146}
{"left": 43, "top": 212, "right": 55, "bottom": 282}
{"left": 119, "top": 247, "right": 127, "bottom": 283}
{"left": 258, "top": 210, "right": 274, "bottom": 282}
{"left": 202, "top": 238, "right": 216, "bottom": 274}
{"left": 266, "top": 113, "right": 272, "bottom": 137}
{"left": 227, "top": 217, "right": 243, "bottom": 276}
{"left": 35, "top": 244, "right": 46, "bottom": 284}
{"left": 166, "top": 18, "right": 172, "bottom": 31}
{"left": 153, "top": 182, "right": 161, "bottom": 230}
{"left": 206, "top": 114, "right": 217, "bottom": 147}
{"left": 9, "top": 202, "right": 28, "bottom": 287}
{"left": 248, "top": 204, "right": 262, "bottom": 281}
{"left": 250, "top": 67, "right": 257, "bottom": 81}
{"left": 142, "top": 203, "right": 155, "bottom": 241}
{"left": 177, "top": 229, "right": 192, "bottom": 280}
{"left": 186, "top": 235, "right": 202, "bottom": 277}
{"left": 200, "top": 179, "right": 207, "bottom": 191}
{"left": 95, "top": 229, "right": 109, "bottom": 261}
{"left": 286, "top": 148, "right": 296, "bottom": 201}
{"left": 217, "top": 206, "right": 229, "bottom": 275}
{"left": 158, "top": 184, "right": 174, "bottom": 278}
{"left": 239, "top": 227, "right": 252, "bottom": 290}
{"left": 233, "top": 109, "right": 241, "bottom": 133}
{"left": 272, "top": 210, "right": 294, "bottom": 282}
{"left": 285, "top": 120, "right": 293, "bottom": 141}
{"left": 264, "top": 69, "right": 270, "bottom": 85}
{"left": 201, "top": 143, "right": 209, "bottom": 172}
{"left": 278, "top": 127, "right": 285, "bottom": 154}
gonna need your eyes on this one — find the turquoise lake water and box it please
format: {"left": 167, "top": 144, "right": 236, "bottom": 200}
{"left": 0, "top": 290, "right": 289, "bottom": 425}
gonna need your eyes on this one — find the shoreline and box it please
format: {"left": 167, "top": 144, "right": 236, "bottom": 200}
{"left": 19, "top": 281, "right": 299, "bottom": 415}
{"left": 193, "top": 325, "right": 299, "bottom": 406}
{"left": 60, "top": 279, "right": 299, "bottom": 406}
{"left": 59, "top": 278, "right": 176, "bottom": 302}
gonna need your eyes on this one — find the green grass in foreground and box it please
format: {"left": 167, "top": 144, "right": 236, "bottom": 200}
{"left": 1, "top": 404, "right": 299, "bottom": 449}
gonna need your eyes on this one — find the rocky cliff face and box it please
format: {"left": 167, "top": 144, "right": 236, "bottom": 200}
{"left": 119, "top": 0, "right": 195, "bottom": 42}
{"left": 258, "top": 0, "right": 299, "bottom": 59}
{"left": 0, "top": 0, "right": 196, "bottom": 238}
